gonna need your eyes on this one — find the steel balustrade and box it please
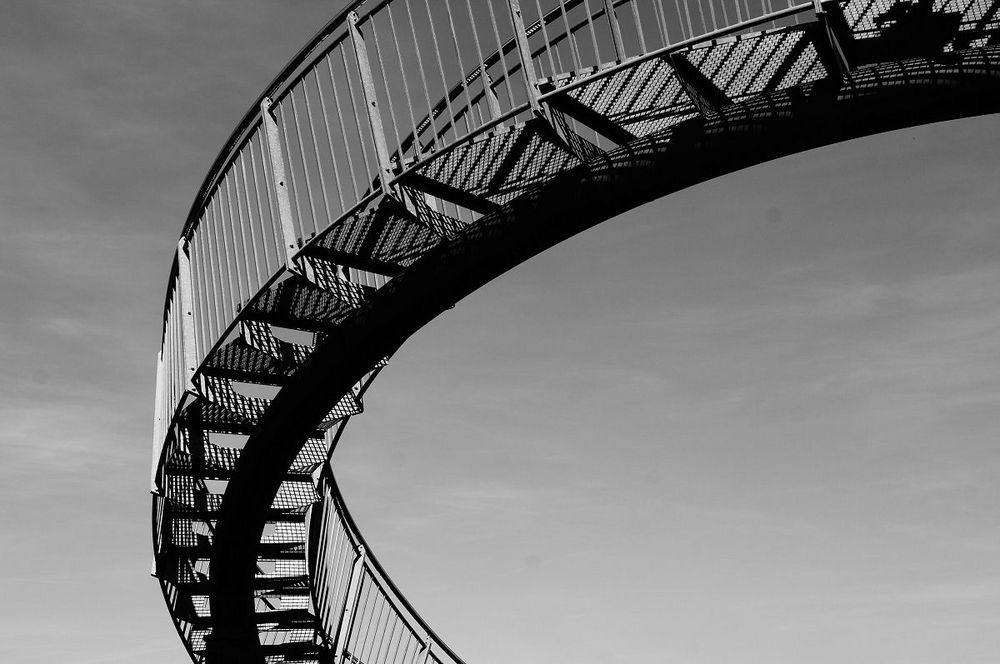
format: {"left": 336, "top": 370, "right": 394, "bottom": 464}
{"left": 308, "top": 469, "right": 465, "bottom": 664}
{"left": 151, "top": 0, "right": 1000, "bottom": 662}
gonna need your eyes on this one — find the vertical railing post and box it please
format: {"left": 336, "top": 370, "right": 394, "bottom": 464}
{"left": 507, "top": 0, "right": 543, "bottom": 112}
{"left": 348, "top": 11, "right": 397, "bottom": 188}
{"left": 419, "top": 635, "right": 433, "bottom": 664}
{"left": 176, "top": 240, "right": 198, "bottom": 387}
{"left": 261, "top": 97, "right": 302, "bottom": 266}
{"left": 334, "top": 544, "right": 367, "bottom": 664}
{"left": 150, "top": 350, "right": 165, "bottom": 493}
{"left": 603, "top": 0, "right": 626, "bottom": 62}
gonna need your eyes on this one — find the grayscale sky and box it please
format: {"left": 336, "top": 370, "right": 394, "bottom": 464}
{"left": 0, "top": 2, "right": 997, "bottom": 663}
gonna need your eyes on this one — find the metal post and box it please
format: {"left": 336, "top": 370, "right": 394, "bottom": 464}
{"left": 419, "top": 634, "right": 433, "bottom": 664}
{"left": 176, "top": 241, "right": 198, "bottom": 386}
{"left": 260, "top": 97, "right": 302, "bottom": 265}
{"left": 348, "top": 11, "right": 397, "bottom": 187}
{"left": 150, "top": 351, "right": 165, "bottom": 494}
{"left": 603, "top": 0, "right": 625, "bottom": 62}
{"left": 334, "top": 544, "right": 367, "bottom": 664}
{"left": 507, "top": 0, "right": 542, "bottom": 112}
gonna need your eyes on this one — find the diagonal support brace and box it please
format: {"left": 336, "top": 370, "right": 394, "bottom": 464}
{"left": 399, "top": 172, "right": 500, "bottom": 216}
{"left": 814, "top": 0, "right": 855, "bottom": 77}
{"left": 543, "top": 92, "right": 636, "bottom": 146}
{"left": 669, "top": 53, "right": 732, "bottom": 116}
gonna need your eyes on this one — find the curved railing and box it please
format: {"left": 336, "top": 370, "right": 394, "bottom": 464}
{"left": 151, "top": 0, "right": 1000, "bottom": 661}
{"left": 152, "top": 2, "right": 818, "bottom": 660}
{"left": 309, "top": 468, "right": 467, "bottom": 664}
{"left": 152, "top": 0, "right": 815, "bottom": 478}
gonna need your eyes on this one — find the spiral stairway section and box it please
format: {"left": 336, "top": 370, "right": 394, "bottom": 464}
{"left": 150, "top": 0, "right": 1000, "bottom": 661}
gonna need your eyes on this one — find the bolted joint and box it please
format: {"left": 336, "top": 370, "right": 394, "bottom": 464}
{"left": 420, "top": 634, "right": 433, "bottom": 664}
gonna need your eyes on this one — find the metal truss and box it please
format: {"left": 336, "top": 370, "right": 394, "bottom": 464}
{"left": 151, "top": 0, "right": 1000, "bottom": 662}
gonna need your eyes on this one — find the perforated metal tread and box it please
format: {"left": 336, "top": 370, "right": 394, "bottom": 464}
{"left": 202, "top": 339, "right": 295, "bottom": 385}
{"left": 246, "top": 275, "right": 372, "bottom": 332}
{"left": 546, "top": 57, "right": 696, "bottom": 134}
{"left": 404, "top": 118, "right": 582, "bottom": 207}
{"left": 300, "top": 195, "right": 446, "bottom": 276}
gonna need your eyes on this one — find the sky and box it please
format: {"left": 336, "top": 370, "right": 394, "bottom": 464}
{"left": 0, "top": 1, "right": 998, "bottom": 663}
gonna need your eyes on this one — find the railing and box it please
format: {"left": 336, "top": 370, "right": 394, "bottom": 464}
{"left": 309, "top": 467, "right": 466, "bottom": 664}
{"left": 154, "top": 0, "right": 817, "bottom": 484}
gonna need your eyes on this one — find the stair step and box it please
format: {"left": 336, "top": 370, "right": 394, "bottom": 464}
{"left": 166, "top": 541, "right": 306, "bottom": 560}
{"left": 186, "top": 608, "right": 316, "bottom": 628}
{"left": 202, "top": 339, "right": 294, "bottom": 385}
{"left": 403, "top": 118, "right": 580, "bottom": 208}
{"left": 300, "top": 195, "right": 444, "bottom": 276}
{"left": 241, "top": 319, "right": 313, "bottom": 367}
{"left": 246, "top": 275, "right": 371, "bottom": 332}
